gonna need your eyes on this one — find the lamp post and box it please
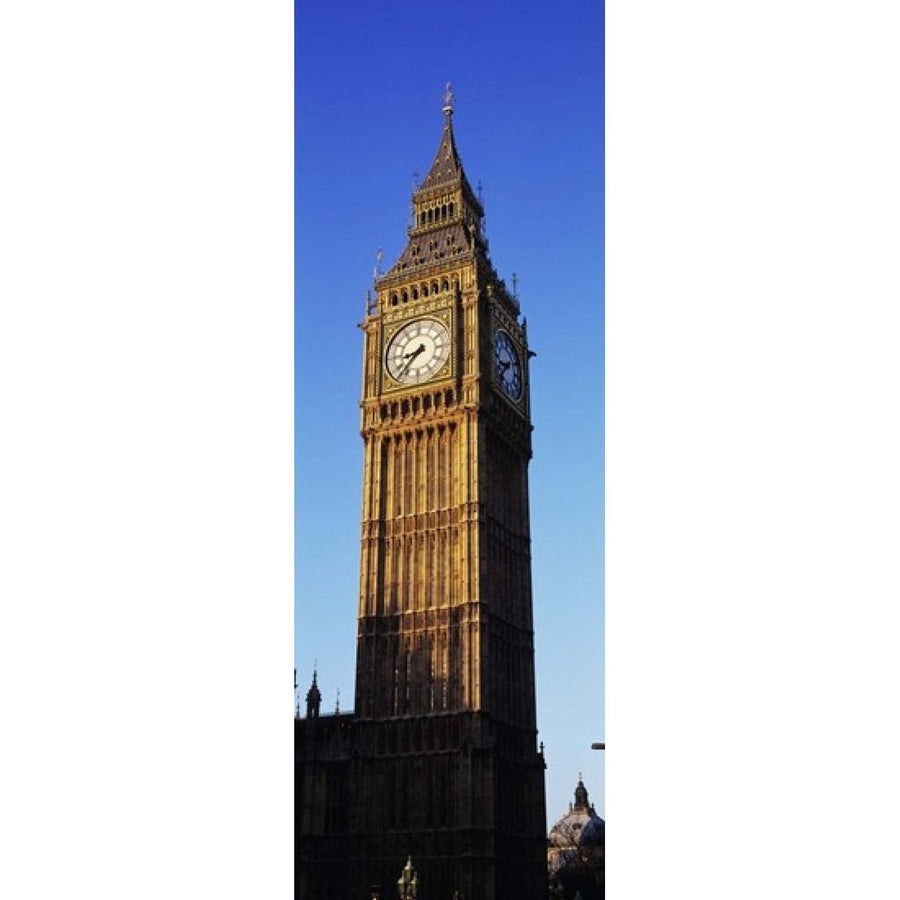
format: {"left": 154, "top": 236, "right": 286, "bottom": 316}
{"left": 591, "top": 741, "right": 606, "bottom": 822}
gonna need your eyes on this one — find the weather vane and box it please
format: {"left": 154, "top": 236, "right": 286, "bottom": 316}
{"left": 443, "top": 82, "right": 454, "bottom": 115}
{"left": 373, "top": 247, "right": 383, "bottom": 283}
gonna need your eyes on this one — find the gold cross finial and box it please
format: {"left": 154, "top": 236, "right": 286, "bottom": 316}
{"left": 443, "top": 82, "right": 454, "bottom": 115}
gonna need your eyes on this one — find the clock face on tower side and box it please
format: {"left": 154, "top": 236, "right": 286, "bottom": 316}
{"left": 494, "top": 329, "right": 522, "bottom": 401}
{"left": 385, "top": 318, "right": 451, "bottom": 385}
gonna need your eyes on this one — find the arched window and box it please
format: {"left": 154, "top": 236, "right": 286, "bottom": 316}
{"left": 442, "top": 278, "right": 449, "bottom": 291}
{"left": 441, "top": 204, "right": 447, "bottom": 219}
{"left": 448, "top": 201, "right": 454, "bottom": 218}
{"left": 422, "top": 283, "right": 429, "bottom": 297}
{"left": 401, "top": 290, "right": 408, "bottom": 303}
{"left": 431, "top": 281, "right": 439, "bottom": 294}
{"left": 412, "top": 287, "right": 419, "bottom": 300}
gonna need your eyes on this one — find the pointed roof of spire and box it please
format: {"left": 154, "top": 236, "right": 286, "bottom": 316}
{"left": 418, "top": 116, "right": 463, "bottom": 192}
{"left": 306, "top": 667, "right": 321, "bottom": 701}
{"left": 415, "top": 83, "right": 479, "bottom": 203}
{"left": 573, "top": 776, "right": 590, "bottom": 811}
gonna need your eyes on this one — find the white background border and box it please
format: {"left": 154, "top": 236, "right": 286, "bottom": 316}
{"left": 1, "top": 3, "right": 293, "bottom": 896}
{"left": 607, "top": 1, "right": 900, "bottom": 896}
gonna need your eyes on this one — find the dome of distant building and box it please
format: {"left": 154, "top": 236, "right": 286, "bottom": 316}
{"left": 548, "top": 778, "right": 605, "bottom": 900}
{"left": 578, "top": 814, "right": 605, "bottom": 846}
{"left": 549, "top": 777, "right": 604, "bottom": 847}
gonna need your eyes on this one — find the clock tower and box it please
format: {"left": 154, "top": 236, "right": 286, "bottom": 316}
{"left": 295, "top": 89, "right": 547, "bottom": 899}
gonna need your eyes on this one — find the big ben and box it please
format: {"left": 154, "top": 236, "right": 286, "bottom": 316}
{"left": 296, "top": 88, "right": 547, "bottom": 899}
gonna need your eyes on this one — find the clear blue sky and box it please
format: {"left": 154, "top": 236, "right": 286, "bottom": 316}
{"left": 295, "top": 0, "right": 605, "bottom": 819}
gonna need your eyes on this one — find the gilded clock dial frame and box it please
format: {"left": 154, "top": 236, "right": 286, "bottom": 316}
{"left": 494, "top": 329, "right": 522, "bottom": 401}
{"left": 385, "top": 318, "right": 451, "bottom": 385}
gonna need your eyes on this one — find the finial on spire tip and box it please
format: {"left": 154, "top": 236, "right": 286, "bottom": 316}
{"left": 443, "top": 82, "right": 454, "bottom": 116}
{"left": 373, "top": 247, "right": 383, "bottom": 284}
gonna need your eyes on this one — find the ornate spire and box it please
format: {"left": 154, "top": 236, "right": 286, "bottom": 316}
{"left": 305, "top": 665, "right": 321, "bottom": 719}
{"left": 573, "top": 776, "right": 590, "bottom": 811}
{"left": 415, "top": 83, "right": 478, "bottom": 205}
{"left": 397, "top": 856, "right": 418, "bottom": 898}
{"left": 379, "top": 85, "right": 487, "bottom": 282}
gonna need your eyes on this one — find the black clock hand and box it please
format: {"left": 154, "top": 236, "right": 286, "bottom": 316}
{"left": 399, "top": 344, "right": 426, "bottom": 376}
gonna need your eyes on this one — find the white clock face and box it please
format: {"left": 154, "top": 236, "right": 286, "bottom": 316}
{"left": 385, "top": 318, "right": 451, "bottom": 385}
{"left": 494, "top": 329, "right": 522, "bottom": 400}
